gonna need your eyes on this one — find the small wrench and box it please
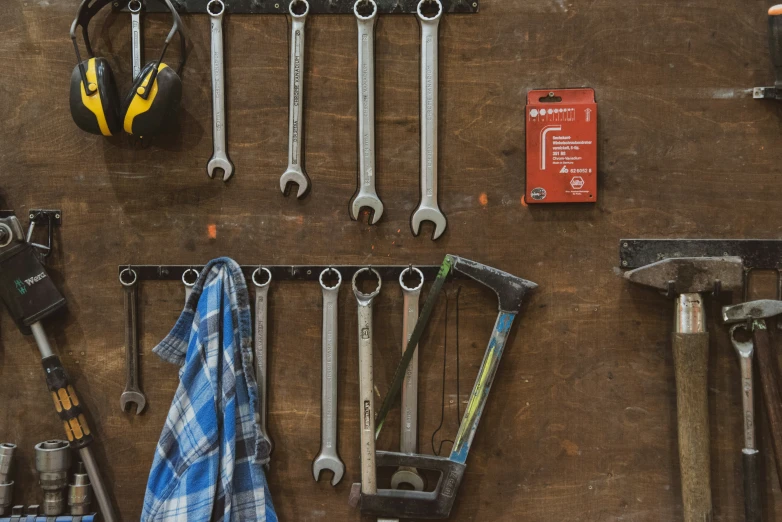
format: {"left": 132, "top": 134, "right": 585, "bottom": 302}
{"left": 252, "top": 268, "right": 274, "bottom": 464}
{"left": 120, "top": 268, "right": 146, "bottom": 414}
{"left": 390, "top": 267, "right": 425, "bottom": 491}
{"left": 729, "top": 324, "right": 761, "bottom": 522}
{"left": 280, "top": 0, "right": 311, "bottom": 198}
{"left": 182, "top": 268, "right": 199, "bottom": 306}
{"left": 352, "top": 268, "right": 381, "bottom": 495}
{"left": 313, "top": 268, "right": 345, "bottom": 485}
{"left": 349, "top": 0, "right": 384, "bottom": 225}
{"left": 410, "top": 0, "right": 447, "bottom": 240}
{"left": 207, "top": 0, "right": 234, "bottom": 181}
{"left": 129, "top": 0, "right": 143, "bottom": 81}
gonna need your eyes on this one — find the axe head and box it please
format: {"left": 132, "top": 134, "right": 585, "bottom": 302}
{"left": 450, "top": 256, "right": 538, "bottom": 313}
{"left": 623, "top": 256, "right": 744, "bottom": 295}
{"left": 722, "top": 299, "right": 782, "bottom": 324}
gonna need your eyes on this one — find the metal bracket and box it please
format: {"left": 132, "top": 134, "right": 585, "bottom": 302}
{"left": 114, "top": 0, "right": 479, "bottom": 15}
{"left": 26, "top": 210, "right": 62, "bottom": 259}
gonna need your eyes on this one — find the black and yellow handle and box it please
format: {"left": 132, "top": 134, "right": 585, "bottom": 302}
{"left": 42, "top": 355, "right": 94, "bottom": 450}
{"left": 769, "top": 5, "right": 782, "bottom": 89}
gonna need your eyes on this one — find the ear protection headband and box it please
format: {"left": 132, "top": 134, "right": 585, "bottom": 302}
{"left": 69, "top": 0, "right": 186, "bottom": 137}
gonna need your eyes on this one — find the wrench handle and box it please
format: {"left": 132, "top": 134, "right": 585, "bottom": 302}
{"left": 357, "top": 300, "right": 376, "bottom": 495}
{"left": 209, "top": 14, "right": 227, "bottom": 155}
{"left": 288, "top": 16, "right": 307, "bottom": 168}
{"left": 124, "top": 284, "right": 139, "bottom": 390}
{"left": 400, "top": 290, "right": 420, "bottom": 455}
{"left": 752, "top": 325, "right": 782, "bottom": 490}
{"left": 321, "top": 287, "right": 340, "bottom": 451}
{"left": 356, "top": 15, "right": 376, "bottom": 191}
{"left": 255, "top": 286, "right": 272, "bottom": 458}
{"left": 131, "top": 11, "right": 142, "bottom": 81}
{"left": 742, "top": 450, "right": 762, "bottom": 522}
{"left": 671, "top": 332, "right": 712, "bottom": 522}
{"left": 738, "top": 355, "right": 756, "bottom": 450}
{"left": 418, "top": 15, "right": 439, "bottom": 203}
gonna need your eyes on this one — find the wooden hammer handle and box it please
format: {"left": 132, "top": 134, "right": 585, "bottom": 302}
{"left": 752, "top": 326, "right": 782, "bottom": 490}
{"left": 672, "top": 332, "right": 713, "bottom": 522}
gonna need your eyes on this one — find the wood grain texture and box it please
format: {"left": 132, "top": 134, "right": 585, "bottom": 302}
{"left": 1, "top": 0, "right": 782, "bottom": 520}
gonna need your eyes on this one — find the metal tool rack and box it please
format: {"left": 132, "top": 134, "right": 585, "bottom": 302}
{"left": 115, "top": 0, "right": 479, "bottom": 15}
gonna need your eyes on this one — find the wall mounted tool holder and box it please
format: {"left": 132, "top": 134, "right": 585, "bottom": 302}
{"left": 115, "top": 0, "right": 479, "bottom": 15}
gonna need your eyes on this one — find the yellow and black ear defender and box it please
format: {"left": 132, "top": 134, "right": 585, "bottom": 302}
{"left": 69, "top": 0, "right": 186, "bottom": 137}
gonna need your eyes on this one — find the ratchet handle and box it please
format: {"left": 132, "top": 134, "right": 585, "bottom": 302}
{"left": 42, "top": 355, "right": 94, "bottom": 450}
{"left": 671, "top": 332, "right": 712, "bottom": 522}
{"left": 769, "top": 6, "right": 782, "bottom": 88}
{"left": 742, "top": 450, "right": 762, "bottom": 522}
{"left": 752, "top": 326, "right": 782, "bottom": 490}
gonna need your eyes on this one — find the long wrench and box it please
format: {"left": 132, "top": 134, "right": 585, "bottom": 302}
{"left": 129, "top": 0, "right": 143, "bottom": 81}
{"left": 349, "top": 0, "right": 384, "bottom": 225}
{"left": 730, "top": 324, "right": 761, "bottom": 522}
{"left": 353, "top": 268, "right": 381, "bottom": 495}
{"left": 182, "top": 268, "right": 199, "bottom": 305}
{"left": 390, "top": 267, "right": 424, "bottom": 491}
{"left": 207, "top": 0, "right": 234, "bottom": 181}
{"left": 410, "top": 0, "right": 447, "bottom": 241}
{"left": 119, "top": 268, "right": 146, "bottom": 415}
{"left": 280, "top": 0, "right": 311, "bottom": 199}
{"left": 313, "top": 269, "right": 345, "bottom": 485}
{"left": 252, "top": 268, "right": 274, "bottom": 464}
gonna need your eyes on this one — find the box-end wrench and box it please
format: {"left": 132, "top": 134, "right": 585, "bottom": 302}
{"left": 119, "top": 268, "right": 146, "bottom": 414}
{"left": 313, "top": 269, "right": 345, "bottom": 485}
{"left": 252, "top": 268, "right": 274, "bottom": 464}
{"left": 390, "top": 267, "right": 424, "bottom": 491}
{"left": 349, "top": 0, "right": 384, "bottom": 225}
{"left": 207, "top": 0, "right": 234, "bottom": 181}
{"left": 280, "top": 0, "right": 311, "bottom": 199}
{"left": 129, "top": 1, "right": 143, "bottom": 81}
{"left": 729, "top": 324, "right": 761, "bottom": 522}
{"left": 353, "top": 268, "right": 381, "bottom": 495}
{"left": 182, "top": 268, "right": 199, "bottom": 306}
{"left": 410, "top": 0, "right": 447, "bottom": 241}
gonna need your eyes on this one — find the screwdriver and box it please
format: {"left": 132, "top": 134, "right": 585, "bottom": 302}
{"left": 755, "top": 5, "right": 782, "bottom": 99}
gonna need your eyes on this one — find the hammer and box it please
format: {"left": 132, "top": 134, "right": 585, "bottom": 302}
{"left": 723, "top": 299, "right": 782, "bottom": 494}
{"left": 624, "top": 256, "right": 744, "bottom": 522}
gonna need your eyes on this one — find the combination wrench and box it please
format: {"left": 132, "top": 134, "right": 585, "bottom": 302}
{"left": 129, "top": 0, "right": 143, "bottom": 81}
{"left": 120, "top": 268, "right": 146, "bottom": 414}
{"left": 280, "top": 0, "right": 311, "bottom": 199}
{"left": 207, "top": 0, "right": 234, "bottom": 181}
{"left": 410, "top": 0, "right": 447, "bottom": 240}
{"left": 313, "top": 268, "right": 345, "bottom": 485}
{"left": 390, "top": 267, "right": 424, "bottom": 491}
{"left": 352, "top": 268, "right": 382, "bottom": 495}
{"left": 252, "top": 268, "right": 274, "bottom": 464}
{"left": 349, "top": 0, "right": 384, "bottom": 225}
{"left": 182, "top": 268, "right": 199, "bottom": 305}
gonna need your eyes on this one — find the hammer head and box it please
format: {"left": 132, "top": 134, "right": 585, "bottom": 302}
{"left": 449, "top": 255, "right": 537, "bottom": 313}
{"left": 722, "top": 299, "right": 782, "bottom": 324}
{"left": 623, "top": 256, "right": 744, "bottom": 295}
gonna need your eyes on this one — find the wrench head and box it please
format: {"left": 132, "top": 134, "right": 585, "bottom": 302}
{"left": 410, "top": 206, "right": 447, "bottom": 240}
{"left": 120, "top": 390, "right": 147, "bottom": 415}
{"left": 280, "top": 168, "right": 311, "bottom": 199}
{"left": 207, "top": 156, "right": 234, "bottom": 181}
{"left": 312, "top": 452, "right": 345, "bottom": 486}
{"left": 390, "top": 467, "right": 425, "bottom": 492}
{"left": 350, "top": 194, "right": 384, "bottom": 224}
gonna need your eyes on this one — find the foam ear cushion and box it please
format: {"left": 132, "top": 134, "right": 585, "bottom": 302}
{"left": 122, "top": 62, "right": 183, "bottom": 137}
{"left": 69, "top": 58, "right": 121, "bottom": 136}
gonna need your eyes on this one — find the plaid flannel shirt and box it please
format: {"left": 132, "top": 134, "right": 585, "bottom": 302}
{"left": 142, "top": 258, "right": 277, "bottom": 522}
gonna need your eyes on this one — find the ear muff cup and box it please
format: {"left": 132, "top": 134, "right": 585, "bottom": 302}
{"left": 69, "top": 58, "right": 121, "bottom": 136}
{"left": 121, "top": 61, "right": 183, "bottom": 137}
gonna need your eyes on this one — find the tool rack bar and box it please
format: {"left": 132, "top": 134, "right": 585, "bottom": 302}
{"left": 620, "top": 239, "right": 782, "bottom": 270}
{"left": 116, "top": 0, "right": 479, "bottom": 15}
{"left": 118, "top": 264, "right": 463, "bottom": 281}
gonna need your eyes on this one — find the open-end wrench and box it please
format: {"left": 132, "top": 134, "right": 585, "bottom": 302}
{"left": 207, "top": 0, "right": 234, "bottom": 181}
{"left": 252, "top": 268, "right": 274, "bottom": 464}
{"left": 349, "top": 0, "right": 384, "bottom": 225}
{"left": 352, "top": 268, "right": 382, "bottom": 495}
{"left": 280, "top": 0, "right": 311, "bottom": 199}
{"left": 182, "top": 268, "right": 199, "bottom": 305}
{"left": 391, "top": 267, "right": 424, "bottom": 491}
{"left": 119, "top": 268, "right": 146, "bottom": 414}
{"left": 129, "top": 1, "right": 143, "bottom": 80}
{"left": 313, "top": 268, "right": 345, "bottom": 485}
{"left": 410, "top": 0, "right": 447, "bottom": 241}
{"left": 728, "top": 324, "right": 761, "bottom": 522}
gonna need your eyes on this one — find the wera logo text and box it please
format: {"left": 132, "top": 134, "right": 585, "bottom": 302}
{"left": 16, "top": 272, "right": 48, "bottom": 294}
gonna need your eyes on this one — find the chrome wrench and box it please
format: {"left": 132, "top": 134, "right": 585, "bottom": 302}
{"left": 182, "top": 268, "right": 198, "bottom": 305}
{"left": 119, "top": 268, "right": 146, "bottom": 415}
{"left": 353, "top": 268, "right": 381, "bottom": 495}
{"left": 390, "top": 267, "right": 424, "bottom": 491}
{"left": 207, "top": 0, "right": 234, "bottom": 181}
{"left": 280, "top": 0, "right": 311, "bottom": 199}
{"left": 253, "top": 268, "right": 274, "bottom": 464}
{"left": 129, "top": 0, "right": 143, "bottom": 81}
{"left": 349, "top": 0, "right": 384, "bottom": 224}
{"left": 410, "top": 0, "right": 447, "bottom": 240}
{"left": 313, "top": 269, "right": 345, "bottom": 485}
